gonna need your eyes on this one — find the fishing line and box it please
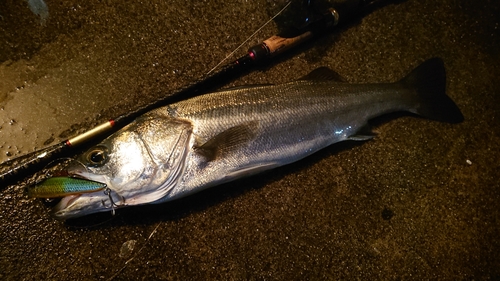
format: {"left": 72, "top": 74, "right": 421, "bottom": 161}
{"left": 206, "top": 1, "right": 292, "bottom": 75}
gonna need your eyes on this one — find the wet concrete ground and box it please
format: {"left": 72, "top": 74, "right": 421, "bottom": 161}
{"left": 1, "top": 0, "right": 499, "bottom": 280}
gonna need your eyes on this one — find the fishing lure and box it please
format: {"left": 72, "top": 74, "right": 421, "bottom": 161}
{"left": 27, "top": 177, "right": 107, "bottom": 198}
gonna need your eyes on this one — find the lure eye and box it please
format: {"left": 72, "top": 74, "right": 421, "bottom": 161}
{"left": 86, "top": 146, "right": 108, "bottom": 167}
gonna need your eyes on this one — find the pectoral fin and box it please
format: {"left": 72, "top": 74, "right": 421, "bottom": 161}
{"left": 195, "top": 121, "right": 259, "bottom": 161}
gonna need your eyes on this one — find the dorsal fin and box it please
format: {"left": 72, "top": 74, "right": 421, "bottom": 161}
{"left": 299, "top": 67, "right": 347, "bottom": 82}
{"left": 195, "top": 121, "right": 259, "bottom": 161}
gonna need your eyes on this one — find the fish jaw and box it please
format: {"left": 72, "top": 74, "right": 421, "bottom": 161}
{"left": 51, "top": 192, "right": 116, "bottom": 220}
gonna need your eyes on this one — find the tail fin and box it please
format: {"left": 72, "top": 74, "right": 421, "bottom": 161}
{"left": 401, "top": 58, "right": 464, "bottom": 123}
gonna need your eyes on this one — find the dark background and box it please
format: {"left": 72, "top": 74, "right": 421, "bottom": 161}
{"left": 1, "top": 0, "right": 499, "bottom": 280}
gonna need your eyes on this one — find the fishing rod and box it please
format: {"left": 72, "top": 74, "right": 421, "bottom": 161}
{"left": 0, "top": 0, "right": 389, "bottom": 185}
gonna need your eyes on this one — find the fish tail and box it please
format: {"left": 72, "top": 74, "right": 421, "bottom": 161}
{"left": 401, "top": 58, "right": 464, "bottom": 123}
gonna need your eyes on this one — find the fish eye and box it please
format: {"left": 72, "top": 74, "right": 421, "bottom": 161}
{"left": 86, "top": 146, "right": 108, "bottom": 167}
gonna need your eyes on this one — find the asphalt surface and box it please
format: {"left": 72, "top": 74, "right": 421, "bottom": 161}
{"left": 1, "top": 0, "right": 499, "bottom": 280}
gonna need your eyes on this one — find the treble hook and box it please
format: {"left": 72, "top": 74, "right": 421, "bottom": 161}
{"left": 103, "top": 186, "right": 119, "bottom": 216}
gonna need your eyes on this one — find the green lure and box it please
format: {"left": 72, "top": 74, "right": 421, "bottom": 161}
{"left": 28, "top": 177, "right": 106, "bottom": 198}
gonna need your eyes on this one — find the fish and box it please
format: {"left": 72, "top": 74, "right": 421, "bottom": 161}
{"left": 46, "top": 58, "right": 463, "bottom": 220}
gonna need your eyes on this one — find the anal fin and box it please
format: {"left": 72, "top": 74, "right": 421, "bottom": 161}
{"left": 347, "top": 124, "right": 376, "bottom": 141}
{"left": 225, "top": 162, "right": 279, "bottom": 180}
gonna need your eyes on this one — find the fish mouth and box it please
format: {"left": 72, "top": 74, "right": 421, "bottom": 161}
{"left": 49, "top": 186, "right": 113, "bottom": 220}
{"left": 44, "top": 159, "right": 122, "bottom": 220}
{"left": 51, "top": 194, "right": 82, "bottom": 213}
{"left": 43, "top": 170, "right": 112, "bottom": 220}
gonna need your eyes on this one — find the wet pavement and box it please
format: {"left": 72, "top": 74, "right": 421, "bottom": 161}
{"left": 1, "top": 0, "right": 499, "bottom": 280}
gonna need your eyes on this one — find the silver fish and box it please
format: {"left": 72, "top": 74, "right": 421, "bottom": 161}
{"left": 50, "top": 58, "right": 463, "bottom": 219}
